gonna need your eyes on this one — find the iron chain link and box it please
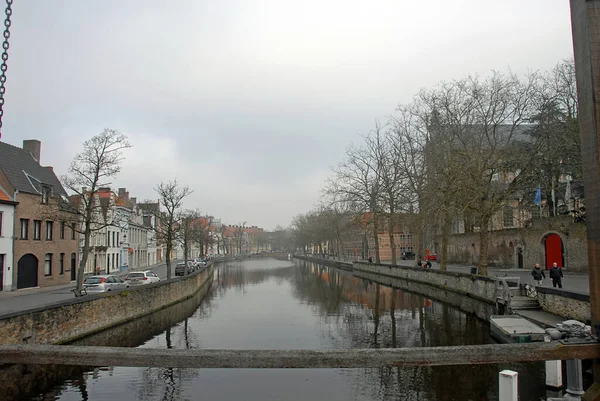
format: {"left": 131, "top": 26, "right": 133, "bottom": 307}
{"left": 0, "top": 0, "right": 12, "bottom": 138}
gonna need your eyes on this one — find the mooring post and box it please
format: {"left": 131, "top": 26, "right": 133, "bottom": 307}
{"left": 565, "top": 359, "right": 585, "bottom": 400}
{"left": 546, "top": 359, "right": 563, "bottom": 389}
{"left": 499, "top": 370, "right": 518, "bottom": 401}
{"left": 570, "top": 1, "right": 600, "bottom": 399}
{"left": 546, "top": 336, "right": 563, "bottom": 389}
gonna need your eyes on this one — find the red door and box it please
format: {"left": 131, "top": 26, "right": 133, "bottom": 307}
{"left": 544, "top": 234, "right": 563, "bottom": 269}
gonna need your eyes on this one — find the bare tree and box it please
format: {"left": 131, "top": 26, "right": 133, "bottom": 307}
{"left": 177, "top": 209, "right": 201, "bottom": 267}
{"left": 368, "top": 123, "right": 407, "bottom": 265}
{"left": 325, "top": 127, "right": 384, "bottom": 263}
{"left": 232, "top": 222, "right": 247, "bottom": 254}
{"left": 56, "top": 129, "right": 131, "bottom": 296}
{"left": 390, "top": 104, "right": 431, "bottom": 266}
{"left": 154, "top": 180, "right": 192, "bottom": 279}
{"left": 418, "top": 72, "right": 539, "bottom": 274}
{"left": 530, "top": 58, "right": 581, "bottom": 216}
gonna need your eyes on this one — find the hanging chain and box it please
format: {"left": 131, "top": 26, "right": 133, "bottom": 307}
{"left": 0, "top": 0, "right": 12, "bottom": 139}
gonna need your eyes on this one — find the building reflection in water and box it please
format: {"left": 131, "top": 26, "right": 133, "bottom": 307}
{"left": 13, "top": 258, "right": 547, "bottom": 401}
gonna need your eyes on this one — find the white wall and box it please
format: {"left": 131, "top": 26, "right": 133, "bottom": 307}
{"left": 0, "top": 203, "right": 15, "bottom": 291}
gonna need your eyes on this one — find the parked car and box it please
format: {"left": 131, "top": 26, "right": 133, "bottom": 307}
{"left": 83, "top": 275, "right": 129, "bottom": 293}
{"left": 125, "top": 271, "right": 160, "bottom": 285}
{"left": 401, "top": 251, "right": 415, "bottom": 260}
{"left": 425, "top": 254, "right": 438, "bottom": 262}
{"left": 175, "top": 261, "right": 194, "bottom": 276}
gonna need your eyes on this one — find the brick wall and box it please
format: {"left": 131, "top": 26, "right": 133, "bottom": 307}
{"left": 0, "top": 264, "right": 214, "bottom": 344}
{"left": 12, "top": 193, "right": 78, "bottom": 289}
{"left": 444, "top": 217, "right": 588, "bottom": 272}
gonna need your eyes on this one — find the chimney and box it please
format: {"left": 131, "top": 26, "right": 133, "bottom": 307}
{"left": 23, "top": 140, "right": 41, "bottom": 163}
{"left": 117, "top": 188, "right": 129, "bottom": 202}
{"left": 131, "top": 197, "right": 137, "bottom": 205}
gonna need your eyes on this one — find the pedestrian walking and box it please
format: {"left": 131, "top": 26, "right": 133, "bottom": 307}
{"left": 549, "top": 262, "right": 564, "bottom": 288}
{"left": 531, "top": 263, "right": 545, "bottom": 286}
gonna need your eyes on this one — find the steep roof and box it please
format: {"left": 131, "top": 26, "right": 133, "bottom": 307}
{"left": 0, "top": 141, "right": 67, "bottom": 197}
{"left": 0, "top": 185, "right": 16, "bottom": 204}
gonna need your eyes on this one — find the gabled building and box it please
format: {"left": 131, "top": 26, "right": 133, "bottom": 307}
{"left": 0, "top": 186, "right": 17, "bottom": 291}
{"left": 137, "top": 200, "right": 160, "bottom": 265}
{"left": 73, "top": 187, "right": 132, "bottom": 275}
{"left": 0, "top": 140, "right": 79, "bottom": 290}
{"left": 128, "top": 196, "right": 149, "bottom": 271}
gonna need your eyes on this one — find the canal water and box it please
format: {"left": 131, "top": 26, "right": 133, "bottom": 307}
{"left": 16, "top": 258, "right": 550, "bottom": 401}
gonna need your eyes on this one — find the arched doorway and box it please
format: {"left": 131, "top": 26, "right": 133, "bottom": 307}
{"left": 543, "top": 233, "right": 564, "bottom": 270}
{"left": 17, "top": 254, "right": 38, "bottom": 289}
{"left": 516, "top": 247, "right": 524, "bottom": 269}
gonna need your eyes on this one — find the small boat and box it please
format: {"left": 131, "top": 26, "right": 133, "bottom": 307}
{"left": 490, "top": 315, "right": 547, "bottom": 343}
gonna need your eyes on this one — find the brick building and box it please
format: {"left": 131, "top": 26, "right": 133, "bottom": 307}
{"left": 0, "top": 140, "right": 79, "bottom": 290}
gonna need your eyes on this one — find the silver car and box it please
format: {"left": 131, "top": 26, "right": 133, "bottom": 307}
{"left": 125, "top": 271, "right": 160, "bottom": 285}
{"left": 83, "top": 275, "right": 129, "bottom": 293}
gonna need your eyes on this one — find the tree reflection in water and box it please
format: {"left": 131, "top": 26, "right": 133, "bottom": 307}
{"left": 19, "top": 259, "right": 548, "bottom": 401}
{"left": 290, "top": 261, "right": 547, "bottom": 401}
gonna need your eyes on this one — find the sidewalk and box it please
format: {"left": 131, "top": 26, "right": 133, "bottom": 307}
{"left": 0, "top": 259, "right": 181, "bottom": 315}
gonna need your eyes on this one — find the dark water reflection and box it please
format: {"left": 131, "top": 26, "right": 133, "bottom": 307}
{"left": 14, "top": 258, "right": 551, "bottom": 401}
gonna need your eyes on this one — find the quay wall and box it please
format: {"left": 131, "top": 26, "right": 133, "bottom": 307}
{"left": 295, "top": 255, "right": 590, "bottom": 322}
{"left": 0, "top": 264, "right": 214, "bottom": 345}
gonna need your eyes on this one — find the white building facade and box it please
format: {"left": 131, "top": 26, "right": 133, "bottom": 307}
{"left": 0, "top": 188, "right": 16, "bottom": 291}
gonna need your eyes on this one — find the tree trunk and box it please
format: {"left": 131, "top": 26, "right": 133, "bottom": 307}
{"left": 413, "top": 218, "right": 423, "bottom": 267}
{"left": 440, "top": 212, "right": 451, "bottom": 271}
{"left": 165, "top": 230, "right": 173, "bottom": 280}
{"left": 390, "top": 288, "right": 396, "bottom": 348}
{"left": 75, "top": 213, "right": 93, "bottom": 296}
{"left": 373, "top": 284, "right": 380, "bottom": 347}
{"left": 373, "top": 214, "right": 381, "bottom": 263}
{"left": 184, "top": 240, "right": 188, "bottom": 268}
{"left": 478, "top": 216, "right": 490, "bottom": 275}
{"left": 388, "top": 213, "right": 397, "bottom": 266}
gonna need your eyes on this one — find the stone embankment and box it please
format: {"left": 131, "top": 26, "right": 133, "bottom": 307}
{"left": 294, "top": 255, "right": 590, "bottom": 323}
{"left": 0, "top": 263, "right": 214, "bottom": 345}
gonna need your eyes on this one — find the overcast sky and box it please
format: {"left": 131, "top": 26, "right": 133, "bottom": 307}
{"left": 2, "top": 0, "right": 574, "bottom": 230}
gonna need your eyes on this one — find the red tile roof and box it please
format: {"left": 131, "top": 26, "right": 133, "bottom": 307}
{"left": 0, "top": 187, "right": 10, "bottom": 202}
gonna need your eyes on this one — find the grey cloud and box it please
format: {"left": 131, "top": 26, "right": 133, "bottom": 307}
{"left": 1, "top": 0, "right": 574, "bottom": 229}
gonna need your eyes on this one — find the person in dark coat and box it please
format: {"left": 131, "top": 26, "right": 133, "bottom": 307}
{"left": 549, "top": 262, "right": 564, "bottom": 288}
{"left": 531, "top": 263, "right": 546, "bottom": 286}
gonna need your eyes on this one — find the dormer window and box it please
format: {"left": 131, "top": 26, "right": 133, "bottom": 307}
{"left": 41, "top": 186, "right": 51, "bottom": 204}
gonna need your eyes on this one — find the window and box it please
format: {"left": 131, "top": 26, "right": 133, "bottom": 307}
{"left": 41, "top": 185, "right": 50, "bottom": 204}
{"left": 503, "top": 206, "right": 514, "bottom": 228}
{"left": 60, "top": 222, "right": 65, "bottom": 239}
{"left": 106, "top": 231, "right": 110, "bottom": 246}
{"left": 112, "top": 253, "right": 115, "bottom": 271}
{"left": 46, "top": 221, "right": 53, "bottom": 240}
{"left": 112, "top": 232, "right": 116, "bottom": 247}
{"left": 60, "top": 253, "right": 64, "bottom": 275}
{"left": 116, "top": 253, "right": 119, "bottom": 269}
{"left": 71, "top": 223, "right": 76, "bottom": 240}
{"left": 69, "top": 253, "right": 76, "bottom": 272}
{"left": 117, "top": 232, "right": 120, "bottom": 247}
{"left": 44, "top": 253, "right": 52, "bottom": 276}
{"left": 33, "top": 220, "right": 42, "bottom": 240}
{"left": 0, "top": 212, "right": 2, "bottom": 236}
{"left": 20, "top": 219, "right": 29, "bottom": 239}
